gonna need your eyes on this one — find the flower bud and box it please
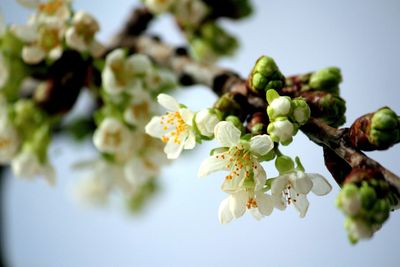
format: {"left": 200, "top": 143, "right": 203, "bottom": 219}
{"left": 291, "top": 98, "right": 310, "bottom": 125}
{"left": 267, "top": 96, "right": 291, "bottom": 120}
{"left": 349, "top": 107, "right": 400, "bottom": 151}
{"left": 337, "top": 183, "right": 362, "bottom": 216}
{"left": 309, "top": 67, "right": 342, "bottom": 94}
{"left": 194, "top": 108, "right": 220, "bottom": 138}
{"left": 344, "top": 218, "right": 373, "bottom": 244}
{"left": 360, "top": 182, "right": 377, "bottom": 209}
{"left": 225, "top": 115, "right": 244, "bottom": 133}
{"left": 300, "top": 90, "right": 346, "bottom": 127}
{"left": 248, "top": 56, "right": 285, "bottom": 93}
{"left": 214, "top": 92, "right": 249, "bottom": 120}
{"left": 275, "top": 155, "right": 295, "bottom": 174}
{"left": 267, "top": 118, "right": 295, "bottom": 145}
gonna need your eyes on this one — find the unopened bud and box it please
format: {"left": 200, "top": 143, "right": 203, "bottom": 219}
{"left": 337, "top": 183, "right": 362, "bottom": 216}
{"left": 248, "top": 56, "right": 285, "bottom": 93}
{"left": 267, "top": 96, "right": 291, "bottom": 120}
{"left": 291, "top": 98, "right": 310, "bottom": 125}
{"left": 194, "top": 108, "right": 220, "bottom": 138}
{"left": 309, "top": 67, "right": 342, "bottom": 94}
{"left": 267, "top": 118, "right": 295, "bottom": 145}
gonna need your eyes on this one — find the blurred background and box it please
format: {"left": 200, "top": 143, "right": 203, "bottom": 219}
{"left": 1, "top": 0, "right": 399, "bottom": 266}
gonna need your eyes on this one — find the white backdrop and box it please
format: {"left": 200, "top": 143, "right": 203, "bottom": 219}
{"left": 1, "top": 0, "right": 400, "bottom": 266}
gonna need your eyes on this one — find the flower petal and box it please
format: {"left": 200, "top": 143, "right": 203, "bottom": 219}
{"left": 291, "top": 171, "right": 313, "bottom": 195}
{"left": 157, "top": 93, "right": 180, "bottom": 111}
{"left": 249, "top": 208, "right": 264, "bottom": 220}
{"left": 22, "top": 45, "right": 45, "bottom": 64}
{"left": 294, "top": 194, "right": 309, "bottom": 218}
{"left": 214, "top": 121, "right": 241, "bottom": 147}
{"left": 271, "top": 175, "right": 289, "bottom": 195}
{"left": 218, "top": 197, "right": 234, "bottom": 224}
{"left": 272, "top": 194, "right": 286, "bottom": 210}
{"left": 180, "top": 108, "right": 194, "bottom": 126}
{"left": 198, "top": 153, "right": 229, "bottom": 177}
{"left": 229, "top": 191, "right": 247, "bottom": 219}
{"left": 164, "top": 139, "right": 184, "bottom": 159}
{"left": 253, "top": 161, "right": 266, "bottom": 191}
{"left": 11, "top": 24, "right": 37, "bottom": 42}
{"left": 250, "top": 134, "right": 274, "bottom": 156}
{"left": 145, "top": 116, "right": 165, "bottom": 138}
{"left": 183, "top": 131, "right": 196, "bottom": 149}
{"left": 255, "top": 191, "right": 273, "bottom": 216}
{"left": 309, "top": 173, "right": 332, "bottom": 196}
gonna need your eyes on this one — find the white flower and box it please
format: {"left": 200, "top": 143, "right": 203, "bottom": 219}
{"left": 145, "top": 94, "right": 196, "bottom": 159}
{"left": 65, "top": 11, "right": 105, "bottom": 57}
{"left": 198, "top": 121, "right": 274, "bottom": 193}
{"left": 93, "top": 118, "right": 133, "bottom": 160}
{"left": 0, "top": 52, "right": 9, "bottom": 89}
{"left": 271, "top": 171, "right": 332, "bottom": 217}
{"left": 17, "top": 0, "right": 71, "bottom": 24}
{"left": 267, "top": 119, "right": 295, "bottom": 144}
{"left": 102, "top": 50, "right": 153, "bottom": 95}
{"left": 145, "top": 0, "right": 174, "bottom": 13}
{"left": 0, "top": 114, "right": 20, "bottom": 164}
{"left": 11, "top": 149, "right": 55, "bottom": 185}
{"left": 13, "top": 20, "right": 65, "bottom": 64}
{"left": 218, "top": 190, "right": 273, "bottom": 224}
{"left": 123, "top": 88, "right": 155, "bottom": 126}
{"left": 194, "top": 108, "right": 219, "bottom": 138}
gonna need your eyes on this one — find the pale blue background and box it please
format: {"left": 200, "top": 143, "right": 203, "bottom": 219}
{"left": 1, "top": 0, "right": 400, "bottom": 266}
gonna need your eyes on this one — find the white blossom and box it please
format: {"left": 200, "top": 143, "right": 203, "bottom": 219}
{"left": 11, "top": 149, "right": 55, "bottom": 185}
{"left": 65, "top": 11, "right": 105, "bottom": 57}
{"left": 123, "top": 88, "right": 155, "bottom": 126}
{"left": 194, "top": 108, "right": 219, "bottom": 138}
{"left": 93, "top": 118, "right": 133, "bottom": 161}
{"left": 198, "top": 121, "right": 274, "bottom": 193}
{"left": 218, "top": 190, "right": 273, "bottom": 224}
{"left": 271, "top": 171, "right": 332, "bottom": 217}
{"left": 267, "top": 119, "right": 295, "bottom": 144}
{"left": 267, "top": 96, "right": 291, "bottom": 119}
{"left": 145, "top": 94, "right": 196, "bottom": 159}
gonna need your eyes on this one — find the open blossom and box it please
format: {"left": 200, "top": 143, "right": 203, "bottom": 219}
{"left": 271, "top": 171, "right": 332, "bottom": 217}
{"left": 17, "top": 0, "right": 71, "bottom": 24}
{"left": 93, "top": 117, "right": 133, "bottom": 161}
{"left": 102, "top": 50, "right": 153, "bottom": 95}
{"left": 65, "top": 11, "right": 105, "bottom": 57}
{"left": 145, "top": 94, "right": 196, "bottom": 159}
{"left": 218, "top": 190, "right": 273, "bottom": 224}
{"left": 12, "top": 19, "right": 65, "bottom": 64}
{"left": 11, "top": 149, "right": 55, "bottom": 185}
{"left": 123, "top": 88, "right": 155, "bottom": 126}
{"left": 198, "top": 121, "right": 274, "bottom": 192}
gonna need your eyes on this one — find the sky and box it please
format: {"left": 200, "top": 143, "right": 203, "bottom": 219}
{"left": 1, "top": 0, "right": 400, "bottom": 266}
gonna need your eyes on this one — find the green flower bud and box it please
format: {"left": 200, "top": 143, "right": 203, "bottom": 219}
{"left": 291, "top": 98, "right": 311, "bottom": 125}
{"left": 344, "top": 218, "right": 373, "bottom": 244}
{"left": 371, "top": 199, "right": 390, "bottom": 224}
{"left": 337, "top": 183, "right": 362, "bottom": 216}
{"left": 309, "top": 67, "right": 342, "bottom": 94}
{"left": 369, "top": 107, "right": 400, "bottom": 148}
{"left": 360, "top": 182, "right": 377, "bottom": 209}
{"left": 275, "top": 155, "right": 294, "bottom": 174}
{"left": 248, "top": 56, "right": 285, "bottom": 93}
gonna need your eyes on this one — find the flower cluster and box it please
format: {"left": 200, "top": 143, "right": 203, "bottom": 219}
{"left": 266, "top": 89, "right": 310, "bottom": 145}
{"left": 75, "top": 49, "right": 176, "bottom": 211}
{"left": 11, "top": 0, "right": 104, "bottom": 64}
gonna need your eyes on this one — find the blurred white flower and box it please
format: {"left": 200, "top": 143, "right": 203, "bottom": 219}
{"left": 123, "top": 88, "right": 155, "bottom": 126}
{"left": 145, "top": 94, "right": 196, "bottom": 159}
{"left": 218, "top": 190, "right": 273, "bottom": 224}
{"left": 65, "top": 11, "right": 105, "bottom": 57}
{"left": 271, "top": 171, "right": 331, "bottom": 217}
{"left": 17, "top": 0, "right": 71, "bottom": 24}
{"left": 11, "top": 149, "right": 55, "bottom": 185}
{"left": 93, "top": 118, "right": 133, "bottom": 160}
{"left": 198, "top": 121, "right": 273, "bottom": 193}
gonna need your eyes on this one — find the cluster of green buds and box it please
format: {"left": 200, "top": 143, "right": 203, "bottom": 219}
{"left": 248, "top": 55, "right": 285, "bottom": 93}
{"left": 350, "top": 107, "right": 400, "bottom": 151}
{"left": 336, "top": 169, "right": 399, "bottom": 244}
{"left": 266, "top": 89, "right": 310, "bottom": 145}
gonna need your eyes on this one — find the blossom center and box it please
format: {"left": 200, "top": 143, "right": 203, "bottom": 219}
{"left": 282, "top": 184, "right": 299, "bottom": 205}
{"left": 160, "top": 111, "right": 188, "bottom": 144}
{"left": 246, "top": 197, "right": 257, "bottom": 209}
{"left": 218, "top": 146, "right": 256, "bottom": 181}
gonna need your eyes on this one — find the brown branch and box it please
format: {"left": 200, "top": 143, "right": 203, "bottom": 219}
{"left": 111, "top": 8, "right": 400, "bottom": 195}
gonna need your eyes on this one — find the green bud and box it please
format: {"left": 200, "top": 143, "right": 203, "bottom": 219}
{"left": 371, "top": 199, "right": 390, "bottom": 224}
{"left": 291, "top": 98, "right": 311, "bottom": 125}
{"left": 225, "top": 115, "right": 244, "bottom": 132}
{"left": 266, "top": 89, "right": 280, "bottom": 104}
{"left": 309, "top": 67, "right": 342, "bottom": 94}
{"left": 360, "top": 182, "right": 377, "bottom": 209}
{"left": 249, "top": 56, "right": 285, "bottom": 93}
{"left": 251, "top": 123, "right": 264, "bottom": 135}
{"left": 275, "top": 155, "right": 294, "bottom": 174}
{"left": 318, "top": 93, "right": 346, "bottom": 127}
{"left": 369, "top": 107, "right": 400, "bottom": 148}
{"left": 258, "top": 149, "right": 275, "bottom": 162}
